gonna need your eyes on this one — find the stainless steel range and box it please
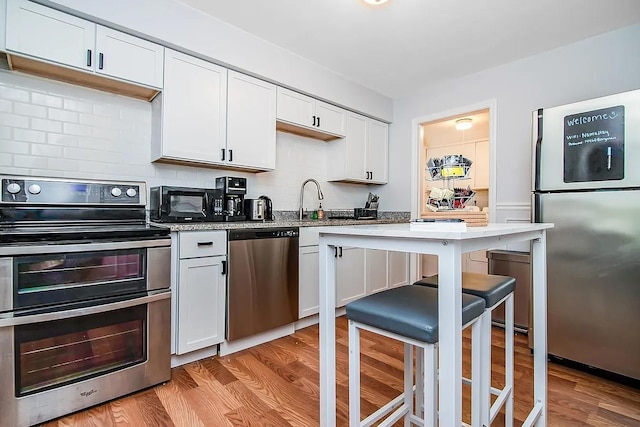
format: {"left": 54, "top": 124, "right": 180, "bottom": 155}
{"left": 0, "top": 175, "right": 171, "bottom": 427}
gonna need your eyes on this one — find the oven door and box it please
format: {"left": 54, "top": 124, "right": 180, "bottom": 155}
{"left": 0, "top": 292, "right": 170, "bottom": 427}
{"left": 0, "top": 239, "right": 170, "bottom": 313}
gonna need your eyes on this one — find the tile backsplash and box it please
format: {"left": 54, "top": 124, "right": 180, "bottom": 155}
{"left": 0, "top": 70, "right": 374, "bottom": 211}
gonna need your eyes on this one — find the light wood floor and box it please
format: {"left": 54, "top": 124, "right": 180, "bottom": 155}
{"left": 41, "top": 317, "right": 640, "bottom": 426}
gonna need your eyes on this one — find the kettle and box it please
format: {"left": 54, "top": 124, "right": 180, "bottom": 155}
{"left": 259, "top": 195, "right": 274, "bottom": 220}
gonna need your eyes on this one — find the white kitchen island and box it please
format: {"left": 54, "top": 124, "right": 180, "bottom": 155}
{"left": 318, "top": 222, "right": 553, "bottom": 427}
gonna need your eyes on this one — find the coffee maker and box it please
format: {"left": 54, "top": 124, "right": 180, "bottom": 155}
{"left": 215, "top": 176, "right": 247, "bottom": 221}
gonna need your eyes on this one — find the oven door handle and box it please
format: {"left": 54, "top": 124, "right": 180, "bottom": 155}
{"left": 0, "top": 291, "right": 170, "bottom": 327}
{"left": 0, "top": 238, "right": 170, "bottom": 256}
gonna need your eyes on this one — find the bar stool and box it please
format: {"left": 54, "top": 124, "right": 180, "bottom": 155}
{"left": 414, "top": 273, "right": 516, "bottom": 427}
{"left": 345, "top": 285, "right": 486, "bottom": 427}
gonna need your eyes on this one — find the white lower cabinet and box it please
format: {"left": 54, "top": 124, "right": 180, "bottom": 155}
{"left": 367, "top": 249, "right": 410, "bottom": 294}
{"left": 366, "top": 249, "right": 388, "bottom": 294}
{"left": 335, "top": 246, "right": 366, "bottom": 307}
{"left": 174, "top": 230, "right": 227, "bottom": 355}
{"left": 388, "top": 251, "right": 410, "bottom": 288}
{"left": 299, "top": 245, "right": 320, "bottom": 318}
{"left": 298, "top": 228, "right": 410, "bottom": 318}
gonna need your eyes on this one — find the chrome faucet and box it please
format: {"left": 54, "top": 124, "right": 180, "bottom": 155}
{"left": 299, "top": 179, "right": 324, "bottom": 220}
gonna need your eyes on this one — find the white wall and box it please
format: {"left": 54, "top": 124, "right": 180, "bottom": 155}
{"left": 36, "top": 0, "right": 392, "bottom": 122}
{"left": 0, "top": 70, "right": 375, "bottom": 211}
{"left": 382, "top": 23, "right": 640, "bottom": 221}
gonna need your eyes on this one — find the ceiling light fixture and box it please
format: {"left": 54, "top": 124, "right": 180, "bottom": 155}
{"left": 363, "top": 0, "right": 389, "bottom": 5}
{"left": 455, "top": 118, "right": 473, "bottom": 131}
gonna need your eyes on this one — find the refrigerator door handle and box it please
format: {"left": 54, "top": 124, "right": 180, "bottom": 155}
{"left": 533, "top": 193, "right": 541, "bottom": 223}
{"left": 534, "top": 108, "right": 544, "bottom": 192}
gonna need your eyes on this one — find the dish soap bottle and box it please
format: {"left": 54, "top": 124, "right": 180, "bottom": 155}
{"left": 317, "top": 203, "right": 325, "bottom": 220}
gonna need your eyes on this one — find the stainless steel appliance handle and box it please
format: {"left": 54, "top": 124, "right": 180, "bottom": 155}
{"left": 0, "top": 290, "right": 170, "bottom": 327}
{"left": 0, "top": 238, "right": 170, "bottom": 256}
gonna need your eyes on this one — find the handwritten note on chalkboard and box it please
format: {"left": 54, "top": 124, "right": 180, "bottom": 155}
{"left": 564, "top": 105, "right": 624, "bottom": 182}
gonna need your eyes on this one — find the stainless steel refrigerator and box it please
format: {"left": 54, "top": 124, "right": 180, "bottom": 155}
{"left": 532, "top": 88, "right": 640, "bottom": 381}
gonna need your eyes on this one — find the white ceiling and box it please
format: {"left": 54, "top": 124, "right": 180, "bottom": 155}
{"left": 179, "top": 0, "right": 640, "bottom": 99}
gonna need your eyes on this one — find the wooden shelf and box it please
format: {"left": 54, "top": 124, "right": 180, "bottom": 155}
{"left": 421, "top": 210, "right": 488, "bottom": 227}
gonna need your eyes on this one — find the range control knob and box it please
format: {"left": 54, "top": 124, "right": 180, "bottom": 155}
{"left": 126, "top": 188, "right": 137, "bottom": 197}
{"left": 28, "top": 184, "right": 41, "bottom": 195}
{"left": 7, "top": 183, "right": 21, "bottom": 194}
{"left": 111, "top": 187, "right": 122, "bottom": 197}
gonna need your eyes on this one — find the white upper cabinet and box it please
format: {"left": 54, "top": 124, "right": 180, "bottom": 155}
{"left": 327, "top": 111, "right": 389, "bottom": 184}
{"left": 315, "top": 100, "right": 347, "bottom": 136}
{"left": 343, "top": 113, "right": 368, "bottom": 180}
{"left": 5, "top": 0, "right": 164, "bottom": 97}
{"left": 152, "top": 52, "right": 276, "bottom": 171}
{"left": 95, "top": 26, "right": 164, "bottom": 88}
{"left": 6, "top": 0, "right": 95, "bottom": 70}
{"left": 276, "top": 87, "right": 346, "bottom": 140}
{"left": 367, "top": 119, "right": 390, "bottom": 184}
{"left": 226, "top": 70, "right": 277, "bottom": 170}
{"left": 276, "top": 88, "right": 315, "bottom": 128}
{"left": 152, "top": 49, "right": 227, "bottom": 165}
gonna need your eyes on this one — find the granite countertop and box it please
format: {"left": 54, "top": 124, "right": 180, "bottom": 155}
{"left": 151, "top": 210, "right": 410, "bottom": 232}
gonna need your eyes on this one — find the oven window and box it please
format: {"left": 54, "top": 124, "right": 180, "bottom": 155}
{"left": 14, "top": 249, "right": 146, "bottom": 308}
{"left": 15, "top": 305, "right": 146, "bottom": 396}
{"left": 169, "top": 194, "right": 203, "bottom": 214}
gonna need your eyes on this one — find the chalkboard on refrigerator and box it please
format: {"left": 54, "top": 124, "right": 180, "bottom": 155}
{"left": 563, "top": 105, "right": 624, "bottom": 182}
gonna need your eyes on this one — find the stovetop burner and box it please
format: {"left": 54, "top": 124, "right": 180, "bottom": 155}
{"left": 0, "top": 175, "right": 168, "bottom": 245}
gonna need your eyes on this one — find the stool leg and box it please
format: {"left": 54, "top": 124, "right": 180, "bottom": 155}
{"left": 415, "top": 347, "right": 424, "bottom": 419}
{"left": 423, "top": 343, "right": 437, "bottom": 427}
{"left": 349, "top": 320, "right": 361, "bottom": 426}
{"left": 480, "top": 310, "right": 492, "bottom": 427}
{"left": 471, "top": 314, "right": 483, "bottom": 427}
{"left": 404, "top": 343, "right": 413, "bottom": 427}
{"left": 505, "top": 294, "right": 514, "bottom": 427}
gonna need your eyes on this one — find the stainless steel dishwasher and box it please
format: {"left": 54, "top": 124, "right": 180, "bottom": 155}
{"left": 227, "top": 227, "right": 299, "bottom": 341}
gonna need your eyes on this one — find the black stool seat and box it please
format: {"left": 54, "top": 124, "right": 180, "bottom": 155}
{"left": 345, "top": 285, "right": 485, "bottom": 344}
{"left": 414, "top": 272, "right": 515, "bottom": 308}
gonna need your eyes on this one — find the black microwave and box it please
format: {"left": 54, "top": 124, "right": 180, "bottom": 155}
{"left": 149, "top": 186, "right": 224, "bottom": 222}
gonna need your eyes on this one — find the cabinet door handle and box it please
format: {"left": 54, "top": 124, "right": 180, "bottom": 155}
{"left": 370, "top": 171, "right": 373, "bottom": 180}
{"left": 221, "top": 260, "right": 227, "bottom": 275}
{"left": 312, "top": 115, "right": 316, "bottom": 127}
{"left": 98, "top": 53, "right": 104, "bottom": 70}
{"left": 197, "top": 241, "right": 213, "bottom": 246}
{"left": 229, "top": 149, "right": 233, "bottom": 162}
{"left": 317, "top": 116, "right": 321, "bottom": 128}
{"left": 86, "top": 49, "right": 92, "bottom": 67}
{"left": 334, "top": 247, "right": 338, "bottom": 258}
{"left": 339, "top": 246, "right": 343, "bottom": 257}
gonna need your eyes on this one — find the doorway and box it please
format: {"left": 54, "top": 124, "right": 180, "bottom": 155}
{"left": 409, "top": 100, "right": 497, "bottom": 280}
{"left": 420, "top": 109, "right": 490, "bottom": 214}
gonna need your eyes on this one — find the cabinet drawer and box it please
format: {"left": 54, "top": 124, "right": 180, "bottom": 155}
{"left": 179, "top": 230, "right": 226, "bottom": 259}
{"left": 300, "top": 227, "right": 320, "bottom": 247}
